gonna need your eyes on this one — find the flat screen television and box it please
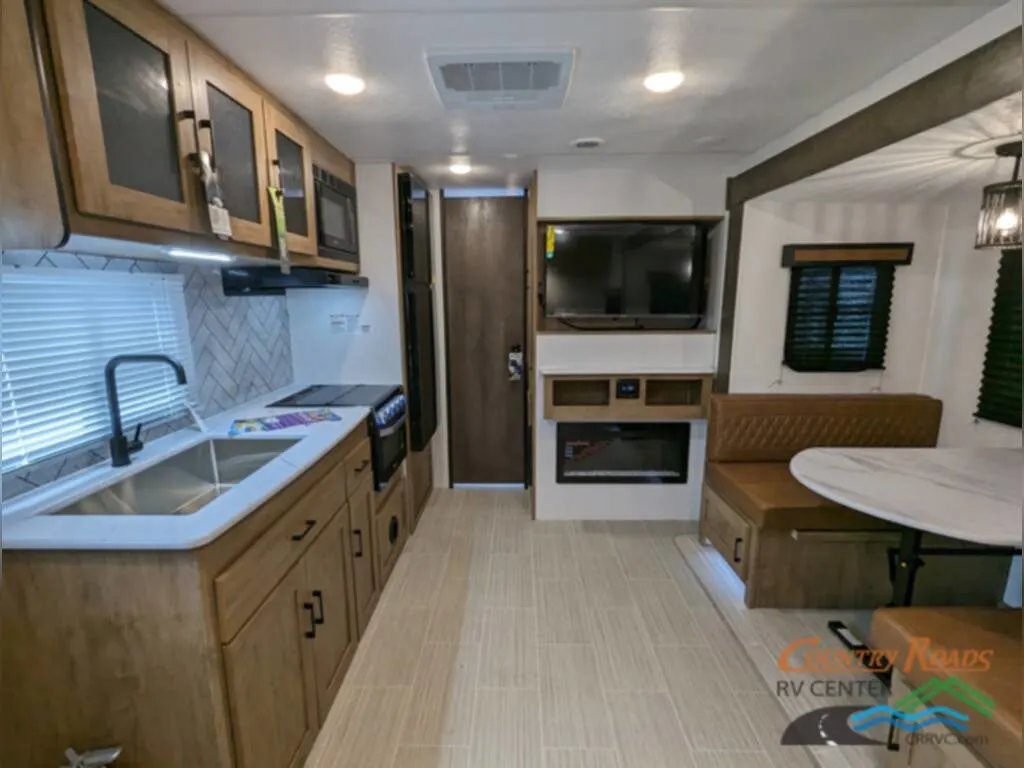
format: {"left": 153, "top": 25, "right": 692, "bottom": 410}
{"left": 542, "top": 221, "right": 709, "bottom": 328}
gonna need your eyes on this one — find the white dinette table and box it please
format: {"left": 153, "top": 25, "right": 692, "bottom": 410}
{"left": 790, "top": 447, "right": 1022, "bottom": 606}
{"left": 790, "top": 447, "right": 1023, "bottom": 664}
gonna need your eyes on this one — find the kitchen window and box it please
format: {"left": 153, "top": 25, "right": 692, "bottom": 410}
{"left": 975, "top": 250, "right": 1022, "bottom": 428}
{"left": 783, "top": 263, "right": 895, "bottom": 373}
{"left": 1, "top": 268, "right": 194, "bottom": 473}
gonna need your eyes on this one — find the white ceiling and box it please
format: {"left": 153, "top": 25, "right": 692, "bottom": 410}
{"left": 162, "top": 0, "right": 1007, "bottom": 186}
{"left": 766, "top": 91, "right": 1023, "bottom": 202}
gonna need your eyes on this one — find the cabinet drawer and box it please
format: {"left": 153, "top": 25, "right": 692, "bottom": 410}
{"left": 700, "top": 486, "right": 751, "bottom": 581}
{"left": 215, "top": 459, "right": 346, "bottom": 642}
{"left": 342, "top": 439, "right": 372, "bottom": 497}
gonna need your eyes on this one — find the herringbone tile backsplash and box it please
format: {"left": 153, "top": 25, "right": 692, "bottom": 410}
{"left": 1, "top": 251, "right": 293, "bottom": 500}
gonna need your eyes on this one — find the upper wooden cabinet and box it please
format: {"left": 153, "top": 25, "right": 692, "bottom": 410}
{"left": 189, "top": 45, "right": 272, "bottom": 247}
{"left": 265, "top": 104, "right": 317, "bottom": 255}
{"left": 2, "top": 0, "right": 356, "bottom": 262}
{"left": 45, "top": 0, "right": 201, "bottom": 233}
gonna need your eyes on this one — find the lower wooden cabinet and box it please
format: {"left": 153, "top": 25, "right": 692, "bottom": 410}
{"left": 348, "top": 474, "right": 380, "bottom": 636}
{"left": 0, "top": 422, "right": 407, "bottom": 768}
{"left": 304, "top": 510, "right": 359, "bottom": 722}
{"left": 374, "top": 474, "right": 408, "bottom": 585}
{"left": 223, "top": 564, "right": 318, "bottom": 768}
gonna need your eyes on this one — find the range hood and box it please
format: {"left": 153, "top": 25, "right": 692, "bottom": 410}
{"left": 221, "top": 266, "right": 369, "bottom": 296}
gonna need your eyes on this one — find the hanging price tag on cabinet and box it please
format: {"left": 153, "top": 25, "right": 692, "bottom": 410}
{"left": 195, "top": 150, "right": 232, "bottom": 239}
{"left": 269, "top": 186, "right": 291, "bottom": 274}
{"left": 545, "top": 225, "right": 556, "bottom": 260}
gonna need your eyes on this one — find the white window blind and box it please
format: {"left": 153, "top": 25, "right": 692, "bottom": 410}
{"left": 1, "top": 267, "right": 194, "bottom": 473}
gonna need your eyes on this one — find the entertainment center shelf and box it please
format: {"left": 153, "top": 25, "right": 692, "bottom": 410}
{"left": 543, "top": 373, "right": 713, "bottom": 422}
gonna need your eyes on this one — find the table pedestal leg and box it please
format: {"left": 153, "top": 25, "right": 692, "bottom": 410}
{"left": 890, "top": 529, "right": 924, "bottom": 607}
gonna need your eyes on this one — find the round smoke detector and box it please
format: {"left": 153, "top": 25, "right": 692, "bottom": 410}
{"left": 571, "top": 137, "right": 605, "bottom": 149}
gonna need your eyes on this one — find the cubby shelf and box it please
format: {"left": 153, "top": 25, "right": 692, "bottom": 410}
{"left": 542, "top": 373, "right": 713, "bottom": 422}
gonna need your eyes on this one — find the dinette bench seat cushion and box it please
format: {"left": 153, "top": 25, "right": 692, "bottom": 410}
{"left": 704, "top": 462, "right": 896, "bottom": 531}
{"left": 871, "top": 607, "right": 1022, "bottom": 768}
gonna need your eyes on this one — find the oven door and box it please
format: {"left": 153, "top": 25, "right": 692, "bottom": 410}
{"left": 315, "top": 180, "right": 359, "bottom": 259}
{"left": 372, "top": 413, "right": 408, "bottom": 491}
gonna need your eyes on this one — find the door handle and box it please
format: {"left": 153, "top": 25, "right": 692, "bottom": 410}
{"left": 303, "top": 602, "right": 317, "bottom": 638}
{"left": 733, "top": 538, "right": 743, "bottom": 562}
{"left": 312, "top": 590, "right": 325, "bottom": 625}
{"left": 355, "top": 458, "right": 370, "bottom": 474}
{"left": 353, "top": 529, "right": 364, "bottom": 557}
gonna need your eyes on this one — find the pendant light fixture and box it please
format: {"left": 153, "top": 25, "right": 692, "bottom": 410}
{"left": 975, "top": 140, "right": 1022, "bottom": 250}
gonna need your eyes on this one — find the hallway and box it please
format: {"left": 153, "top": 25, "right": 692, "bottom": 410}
{"left": 304, "top": 489, "right": 819, "bottom": 768}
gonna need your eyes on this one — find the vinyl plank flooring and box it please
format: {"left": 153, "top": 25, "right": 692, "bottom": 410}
{"left": 578, "top": 555, "right": 634, "bottom": 608}
{"left": 427, "top": 577, "right": 488, "bottom": 645}
{"left": 445, "top": 534, "right": 492, "bottom": 582}
{"left": 348, "top": 607, "right": 432, "bottom": 686}
{"left": 689, "top": 752, "right": 774, "bottom": 767}
{"left": 478, "top": 607, "right": 539, "bottom": 689}
{"left": 536, "top": 578, "right": 594, "bottom": 643}
{"left": 469, "top": 688, "right": 543, "bottom": 768}
{"left": 572, "top": 522, "right": 617, "bottom": 559}
{"left": 387, "top": 553, "right": 449, "bottom": 609}
{"left": 591, "top": 606, "right": 666, "bottom": 692}
{"left": 486, "top": 553, "right": 535, "bottom": 608}
{"left": 399, "top": 642, "right": 480, "bottom": 747}
{"left": 391, "top": 746, "right": 470, "bottom": 768}
{"left": 630, "top": 580, "right": 707, "bottom": 646}
{"left": 655, "top": 646, "right": 763, "bottom": 752}
{"left": 613, "top": 536, "right": 670, "bottom": 580}
{"left": 306, "top": 686, "right": 410, "bottom": 768}
{"left": 538, "top": 644, "right": 615, "bottom": 749}
{"left": 533, "top": 533, "right": 579, "bottom": 580}
{"left": 543, "top": 749, "right": 624, "bottom": 768}
{"left": 737, "top": 692, "right": 819, "bottom": 768}
{"left": 604, "top": 691, "right": 695, "bottom": 768}
{"left": 690, "top": 607, "right": 768, "bottom": 694}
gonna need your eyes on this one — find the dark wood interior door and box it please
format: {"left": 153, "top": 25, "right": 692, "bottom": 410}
{"left": 443, "top": 196, "right": 526, "bottom": 485}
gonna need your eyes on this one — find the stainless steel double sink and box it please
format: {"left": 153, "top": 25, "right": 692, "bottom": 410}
{"left": 53, "top": 438, "right": 301, "bottom": 517}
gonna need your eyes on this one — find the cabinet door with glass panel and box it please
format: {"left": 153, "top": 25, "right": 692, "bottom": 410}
{"left": 188, "top": 46, "right": 272, "bottom": 247}
{"left": 264, "top": 104, "right": 317, "bottom": 255}
{"left": 44, "top": 0, "right": 202, "bottom": 233}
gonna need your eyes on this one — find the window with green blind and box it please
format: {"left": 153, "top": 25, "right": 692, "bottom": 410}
{"left": 783, "top": 263, "right": 896, "bottom": 373}
{"left": 975, "top": 250, "right": 1022, "bottom": 428}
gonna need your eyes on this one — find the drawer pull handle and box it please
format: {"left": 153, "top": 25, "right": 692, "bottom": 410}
{"left": 354, "top": 459, "right": 370, "bottom": 474}
{"left": 388, "top": 516, "right": 400, "bottom": 545}
{"left": 292, "top": 519, "right": 316, "bottom": 542}
{"left": 312, "top": 590, "right": 325, "bottom": 625}
{"left": 303, "top": 602, "right": 317, "bottom": 639}
{"left": 353, "top": 529, "right": 364, "bottom": 557}
{"left": 733, "top": 538, "right": 743, "bottom": 563}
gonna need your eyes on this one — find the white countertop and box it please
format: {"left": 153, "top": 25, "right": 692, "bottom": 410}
{"left": 789, "top": 448, "right": 1024, "bottom": 547}
{"left": 1, "top": 387, "right": 370, "bottom": 551}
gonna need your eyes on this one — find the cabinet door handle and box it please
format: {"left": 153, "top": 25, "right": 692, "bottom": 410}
{"left": 312, "top": 590, "right": 325, "bottom": 625}
{"left": 303, "top": 602, "right": 317, "bottom": 639}
{"left": 353, "top": 529, "right": 364, "bottom": 557}
{"left": 733, "top": 538, "right": 743, "bottom": 563}
{"left": 292, "top": 519, "right": 316, "bottom": 542}
{"left": 355, "top": 459, "right": 370, "bottom": 474}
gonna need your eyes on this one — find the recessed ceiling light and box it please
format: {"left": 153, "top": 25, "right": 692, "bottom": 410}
{"left": 449, "top": 162, "right": 472, "bottom": 175}
{"left": 644, "top": 71, "right": 685, "bottom": 93}
{"left": 324, "top": 73, "right": 366, "bottom": 96}
{"left": 504, "top": 153, "right": 519, "bottom": 159}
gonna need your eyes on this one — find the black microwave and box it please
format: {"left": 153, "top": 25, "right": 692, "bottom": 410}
{"left": 313, "top": 165, "right": 359, "bottom": 263}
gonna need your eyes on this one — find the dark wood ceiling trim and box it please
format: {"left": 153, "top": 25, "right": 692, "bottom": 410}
{"left": 727, "top": 28, "right": 1023, "bottom": 208}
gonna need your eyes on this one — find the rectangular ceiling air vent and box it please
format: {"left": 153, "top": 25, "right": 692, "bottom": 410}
{"left": 427, "top": 51, "right": 574, "bottom": 110}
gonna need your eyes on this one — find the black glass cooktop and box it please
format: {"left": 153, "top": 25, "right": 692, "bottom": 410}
{"left": 268, "top": 384, "right": 400, "bottom": 409}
